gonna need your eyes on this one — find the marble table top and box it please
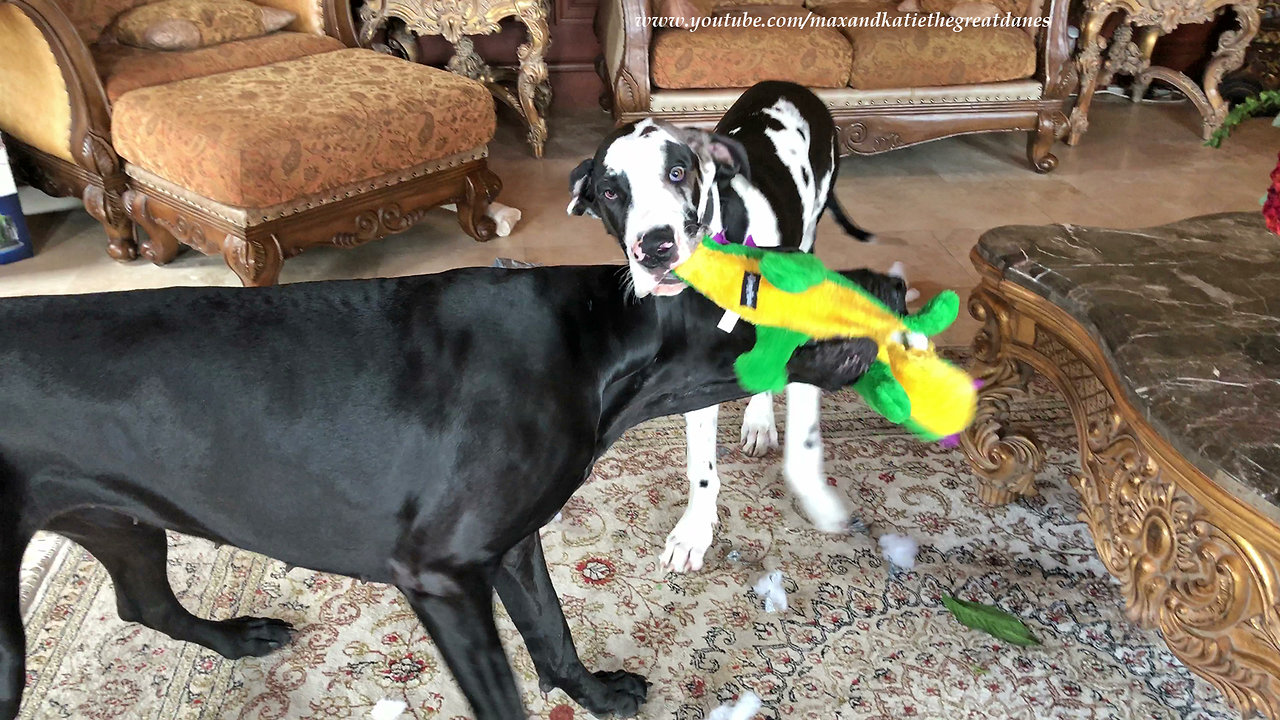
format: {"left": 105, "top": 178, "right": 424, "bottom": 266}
{"left": 976, "top": 212, "right": 1280, "bottom": 515}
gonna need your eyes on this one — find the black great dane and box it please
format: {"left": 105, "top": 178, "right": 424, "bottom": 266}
{"left": 567, "top": 81, "right": 880, "bottom": 572}
{"left": 0, "top": 260, "right": 905, "bottom": 717}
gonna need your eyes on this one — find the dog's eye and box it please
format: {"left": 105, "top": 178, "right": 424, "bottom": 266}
{"left": 603, "top": 189, "right": 618, "bottom": 201}
{"left": 668, "top": 167, "right": 685, "bottom": 183}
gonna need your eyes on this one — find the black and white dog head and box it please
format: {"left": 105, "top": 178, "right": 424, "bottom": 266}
{"left": 568, "top": 119, "right": 749, "bottom": 297}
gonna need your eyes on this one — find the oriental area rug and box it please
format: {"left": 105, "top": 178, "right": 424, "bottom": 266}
{"left": 16, "top": 370, "right": 1234, "bottom": 719}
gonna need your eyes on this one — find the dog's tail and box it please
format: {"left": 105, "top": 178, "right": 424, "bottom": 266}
{"left": 825, "top": 195, "right": 875, "bottom": 243}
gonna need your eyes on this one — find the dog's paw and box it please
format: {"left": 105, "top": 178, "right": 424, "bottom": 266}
{"left": 207, "top": 616, "right": 295, "bottom": 659}
{"left": 786, "top": 479, "right": 853, "bottom": 533}
{"left": 578, "top": 670, "right": 650, "bottom": 718}
{"left": 739, "top": 410, "right": 778, "bottom": 458}
{"left": 661, "top": 510, "right": 715, "bottom": 573}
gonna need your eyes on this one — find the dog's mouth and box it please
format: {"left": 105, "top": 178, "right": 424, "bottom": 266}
{"left": 650, "top": 273, "right": 687, "bottom": 296}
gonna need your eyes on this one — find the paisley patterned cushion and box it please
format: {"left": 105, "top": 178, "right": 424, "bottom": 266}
{"left": 112, "top": 0, "right": 294, "bottom": 50}
{"left": 92, "top": 32, "right": 343, "bottom": 101}
{"left": 52, "top": 0, "right": 152, "bottom": 44}
{"left": 813, "top": 2, "right": 1037, "bottom": 89}
{"left": 111, "top": 49, "right": 495, "bottom": 207}
{"left": 651, "top": 7, "right": 852, "bottom": 89}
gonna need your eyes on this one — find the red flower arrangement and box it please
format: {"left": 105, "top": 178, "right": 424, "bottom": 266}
{"left": 1266, "top": 153, "right": 1280, "bottom": 234}
{"left": 1206, "top": 91, "right": 1280, "bottom": 235}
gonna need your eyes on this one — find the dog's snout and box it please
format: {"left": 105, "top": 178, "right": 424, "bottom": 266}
{"left": 636, "top": 227, "right": 677, "bottom": 269}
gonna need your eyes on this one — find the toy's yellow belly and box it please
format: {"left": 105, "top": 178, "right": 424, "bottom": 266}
{"left": 675, "top": 249, "right": 904, "bottom": 345}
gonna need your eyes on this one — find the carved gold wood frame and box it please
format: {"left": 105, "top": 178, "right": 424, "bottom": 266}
{"left": 1067, "top": 0, "right": 1262, "bottom": 143}
{"left": 357, "top": 0, "right": 552, "bottom": 157}
{"left": 960, "top": 248, "right": 1280, "bottom": 718}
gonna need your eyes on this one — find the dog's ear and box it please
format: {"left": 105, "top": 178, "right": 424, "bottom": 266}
{"left": 677, "top": 129, "right": 750, "bottom": 184}
{"left": 567, "top": 158, "right": 598, "bottom": 217}
{"left": 706, "top": 133, "right": 750, "bottom": 183}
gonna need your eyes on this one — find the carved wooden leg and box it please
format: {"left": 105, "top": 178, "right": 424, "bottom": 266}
{"left": 1201, "top": 1, "right": 1262, "bottom": 138}
{"left": 82, "top": 184, "right": 138, "bottom": 262}
{"left": 515, "top": 6, "right": 551, "bottom": 158}
{"left": 1067, "top": 8, "right": 1114, "bottom": 146}
{"left": 1127, "top": 26, "right": 1160, "bottom": 101}
{"left": 122, "top": 190, "right": 180, "bottom": 265}
{"left": 356, "top": 1, "right": 389, "bottom": 50}
{"left": 961, "top": 289, "right": 1046, "bottom": 505}
{"left": 456, "top": 166, "right": 502, "bottom": 242}
{"left": 1097, "top": 22, "right": 1134, "bottom": 87}
{"left": 962, "top": 357, "right": 1047, "bottom": 504}
{"left": 1026, "top": 110, "right": 1060, "bottom": 174}
{"left": 221, "top": 233, "right": 283, "bottom": 287}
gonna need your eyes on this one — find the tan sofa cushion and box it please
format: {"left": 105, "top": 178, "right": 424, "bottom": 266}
{"left": 111, "top": 49, "right": 495, "bottom": 207}
{"left": 814, "top": 2, "right": 1037, "bottom": 89}
{"left": 651, "top": 6, "right": 852, "bottom": 89}
{"left": 112, "top": 0, "right": 295, "bottom": 50}
{"left": 93, "top": 32, "right": 343, "bottom": 102}
{"left": 54, "top": 0, "right": 152, "bottom": 44}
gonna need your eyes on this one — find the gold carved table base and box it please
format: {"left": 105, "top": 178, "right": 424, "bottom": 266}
{"left": 358, "top": 0, "right": 552, "bottom": 157}
{"left": 960, "top": 248, "right": 1280, "bottom": 718}
{"left": 1067, "top": 0, "right": 1262, "bottom": 143}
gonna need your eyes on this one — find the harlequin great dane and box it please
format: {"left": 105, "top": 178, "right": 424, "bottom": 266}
{"left": 567, "top": 81, "right": 884, "bottom": 571}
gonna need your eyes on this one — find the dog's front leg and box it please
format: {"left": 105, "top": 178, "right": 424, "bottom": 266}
{"left": 394, "top": 565, "right": 526, "bottom": 720}
{"left": 664, "top": 405, "right": 722, "bottom": 572}
{"left": 495, "top": 533, "right": 648, "bottom": 717}
{"left": 783, "top": 383, "right": 853, "bottom": 532}
{"left": 0, "top": 482, "right": 28, "bottom": 720}
{"left": 0, "top": 543, "right": 23, "bottom": 720}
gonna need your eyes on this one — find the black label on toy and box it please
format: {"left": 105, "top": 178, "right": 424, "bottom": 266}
{"left": 740, "top": 272, "right": 761, "bottom": 309}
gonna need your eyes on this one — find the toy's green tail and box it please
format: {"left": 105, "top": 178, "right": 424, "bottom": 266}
{"left": 901, "top": 290, "right": 959, "bottom": 337}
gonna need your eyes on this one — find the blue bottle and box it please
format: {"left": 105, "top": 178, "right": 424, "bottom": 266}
{"left": 0, "top": 138, "right": 34, "bottom": 265}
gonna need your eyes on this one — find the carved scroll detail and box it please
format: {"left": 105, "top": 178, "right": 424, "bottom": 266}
{"left": 1071, "top": 398, "right": 1280, "bottom": 719}
{"left": 961, "top": 265, "right": 1280, "bottom": 718}
{"left": 961, "top": 288, "right": 1046, "bottom": 505}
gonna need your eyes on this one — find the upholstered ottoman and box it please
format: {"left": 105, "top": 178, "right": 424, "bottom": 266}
{"left": 112, "top": 48, "right": 499, "bottom": 285}
{"left": 960, "top": 213, "right": 1280, "bottom": 718}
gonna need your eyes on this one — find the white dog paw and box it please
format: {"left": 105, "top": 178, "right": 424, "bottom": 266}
{"left": 740, "top": 421, "right": 778, "bottom": 457}
{"left": 661, "top": 511, "right": 715, "bottom": 573}
{"left": 791, "top": 484, "right": 853, "bottom": 533}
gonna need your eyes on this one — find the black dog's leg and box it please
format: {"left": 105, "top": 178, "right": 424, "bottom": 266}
{"left": 45, "top": 510, "right": 293, "bottom": 660}
{"left": 399, "top": 568, "right": 526, "bottom": 720}
{"left": 0, "top": 531, "right": 25, "bottom": 720}
{"left": 0, "top": 464, "right": 29, "bottom": 720}
{"left": 494, "top": 533, "right": 648, "bottom": 718}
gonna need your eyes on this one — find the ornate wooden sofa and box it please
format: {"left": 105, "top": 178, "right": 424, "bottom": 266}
{"left": 0, "top": 0, "right": 501, "bottom": 285}
{"left": 595, "top": 0, "right": 1076, "bottom": 171}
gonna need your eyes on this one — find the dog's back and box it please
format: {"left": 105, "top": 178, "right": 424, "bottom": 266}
{"left": 713, "top": 81, "right": 846, "bottom": 252}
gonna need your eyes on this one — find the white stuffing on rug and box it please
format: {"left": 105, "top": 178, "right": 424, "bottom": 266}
{"left": 369, "top": 699, "right": 407, "bottom": 720}
{"left": 709, "top": 691, "right": 763, "bottom": 720}
{"left": 879, "top": 533, "right": 919, "bottom": 571}
{"left": 752, "top": 570, "right": 788, "bottom": 613}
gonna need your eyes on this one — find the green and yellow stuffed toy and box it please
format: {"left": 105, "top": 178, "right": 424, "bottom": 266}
{"left": 673, "top": 237, "right": 976, "bottom": 441}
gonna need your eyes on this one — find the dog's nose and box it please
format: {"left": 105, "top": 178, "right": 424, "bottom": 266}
{"left": 636, "top": 227, "right": 677, "bottom": 269}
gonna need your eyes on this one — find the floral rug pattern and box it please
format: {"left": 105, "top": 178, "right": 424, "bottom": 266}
{"left": 17, "top": 380, "right": 1234, "bottom": 719}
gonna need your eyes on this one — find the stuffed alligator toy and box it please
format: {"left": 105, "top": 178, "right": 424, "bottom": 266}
{"left": 672, "top": 237, "right": 976, "bottom": 441}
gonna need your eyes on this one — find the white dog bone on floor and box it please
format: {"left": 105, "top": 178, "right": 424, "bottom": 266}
{"left": 708, "top": 691, "right": 763, "bottom": 720}
{"left": 440, "top": 201, "right": 523, "bottom": 237}
{"left": 752, "top": 571, "right": 788, "bottom": 613}
{"left": 369, "top": 699, "right": 407, "bottom": 720}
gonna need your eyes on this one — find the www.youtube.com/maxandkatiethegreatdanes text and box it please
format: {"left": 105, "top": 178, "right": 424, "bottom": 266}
{"left": 637, "top": 10, "right": 1048, "bottom": 33}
